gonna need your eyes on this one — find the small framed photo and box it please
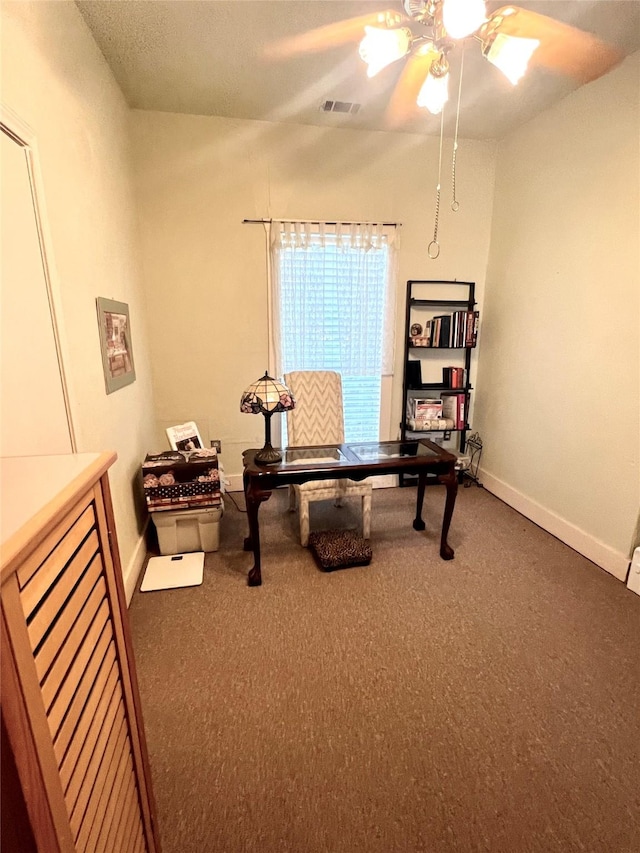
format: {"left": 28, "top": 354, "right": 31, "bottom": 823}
{"left": 96, "top": 297, "right": 136, "bottom": 394}
{"left": 166, "top": 421, "right": 203, "bottom": 452}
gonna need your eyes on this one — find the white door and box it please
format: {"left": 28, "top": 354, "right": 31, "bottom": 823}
{"left": 1, "top": 126, "right": 73, "bottom": 456}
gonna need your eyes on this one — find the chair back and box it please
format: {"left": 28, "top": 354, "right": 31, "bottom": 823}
{"left": 284, "top": 371, "right": 345, "bottom": 447}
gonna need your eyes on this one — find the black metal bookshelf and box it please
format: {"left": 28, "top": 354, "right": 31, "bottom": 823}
{"left": 400, "top": 280, "right": 477, "bottom": 485}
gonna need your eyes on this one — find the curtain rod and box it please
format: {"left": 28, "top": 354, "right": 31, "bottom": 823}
{"left": 243, "top": 218, "right": 401, "bottom": 227}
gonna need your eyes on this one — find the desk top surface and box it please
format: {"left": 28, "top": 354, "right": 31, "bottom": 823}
{"left": 243, "top": 439, "right": 455, "bottom": 477}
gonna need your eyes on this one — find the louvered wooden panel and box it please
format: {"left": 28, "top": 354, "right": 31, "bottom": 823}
{"left": 119, "top": 780, "right": 143, "bottom": 853}
{"left": 39, "top": 571, "right": 106, "bottom": 711}
{"left": 64, "top": 683, "right": 121, "bottom": 815}
{"left": 59, "top": 660, "right": 118, "bottom": 792}
{"left": 2, "top": 453, "right": 160, "bottom": 852}
{"left": 15, "top": 493, "right": 94, "bottom": 590}
{"left": 108, "top": 768, "right": 138, "bottom": 852}
{"left": 134, "top": 823, "right": 145, "bottom": 853}
{"left": 71, "top": 710, "right": 126, "bottom": 837}
{"left": 50, "top": 624, "right": 113, "bottom": 749}
{"left": 18, "top": 496, "right": 147, "bottom": 850}
{"left": 85, "top": 743, "right": 136, "bottom": 853}
{"left": 34, "top": 554, "right": 103, "bottom": 683}
{"left": 26, "top": 531, "right": 100, "bottom": 650}
{"left": 18, "top": 503, "right": 96, "bottom": 611}
{"left": 93, "top": 748, "right": 134, "bottom": 852}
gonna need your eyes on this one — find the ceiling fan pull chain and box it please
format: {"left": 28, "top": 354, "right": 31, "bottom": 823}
{"left": 451, "top": 44, "right": 465, "bottom": 212}
{"left": 429, "top": 184, "right": 441, "bottom": 259}
{"left": 451, "top": 145, "right": 459, "bottom": 212}
{"left": 428, "top": 108, "right": 445, "bottom": 260}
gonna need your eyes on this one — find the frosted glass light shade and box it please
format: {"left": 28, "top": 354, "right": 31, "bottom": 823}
{"left": 442, "top": 0, "right": 487, "bottom": 39}
{"left": 359, "top": 26, "right": 412, "bottom": 77}
{"left": 485, "top": 33, "right": 540, "bottom": 85}
{"left": 417, "top": 70, "right": 450, "bottom": 115}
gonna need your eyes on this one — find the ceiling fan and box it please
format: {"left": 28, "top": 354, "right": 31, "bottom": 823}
{"left": 265, "top": 1, "right": 624, "bottom": 258}
{"left": 267, "top": 0, "right": 624, "bottom": 122}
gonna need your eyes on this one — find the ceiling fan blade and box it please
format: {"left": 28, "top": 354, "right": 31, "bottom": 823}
{"left": 264, "top": 10, "right": 405, "bottom": 60}
{"left": 489, "top": 5, "right": 625, "bottom": 84}
{"left": 385, "top": 46, "right": 439, "bottom": 127}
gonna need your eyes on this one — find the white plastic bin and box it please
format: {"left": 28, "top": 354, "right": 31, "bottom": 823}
{"left": 151, "top": 502, "right": 224, "bottom": 556}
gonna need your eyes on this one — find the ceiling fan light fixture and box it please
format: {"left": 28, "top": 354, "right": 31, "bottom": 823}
{"left": 417, "top": 62, "right": 450, "bottom": 115}
{"left": 442, "top": 0, "right": 487, "bottom": 40}
{"left": 483, "top": 33, "right": 540, "bottom": 85}
{"left": 359, "top": 25, "right": 412, "bottom": 77}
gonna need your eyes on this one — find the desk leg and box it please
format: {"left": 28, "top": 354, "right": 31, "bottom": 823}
{"left": 438, "top": 467, "right": 458, "bottom": 560}
{"left": 412, "top": 473, "right": 427, "bottom": 531}
{"left": 243, "top": 475, "right": 272, "bottom": 586}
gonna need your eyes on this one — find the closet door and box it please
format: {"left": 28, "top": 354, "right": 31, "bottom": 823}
{"left": 0, "top": 125, "right": 73, "bottom": 456}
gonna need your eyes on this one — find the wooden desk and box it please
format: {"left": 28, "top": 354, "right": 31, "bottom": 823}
{"left": 242, "top": 439, "right": 458, "bottom": 586}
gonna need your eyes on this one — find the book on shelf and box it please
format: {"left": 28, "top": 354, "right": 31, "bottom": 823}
{"left": 440, "top": 392, "right": 466, "bottom": 430}
{"left": 440, "top": 314, "right": 451, "bottom": 347}
{"left": 442, "top": 366, "right": 466, "bottom": 388}
{"left": 429, "top": 317, "right": 438, "bottom": 347}
{"left": 452, "top": 311, "right": 460, "bottom": 346}
{"left": 412, "top": 310, "right": 476, "bottom": 348}
{"left": 406, "top": 360, "right": 422, "bottom": 389}
{"left": 465, "top": 310, "right": 479, "bottom": 347}
{"left": 412, "top": 310, "right": 479, "bottom": 348}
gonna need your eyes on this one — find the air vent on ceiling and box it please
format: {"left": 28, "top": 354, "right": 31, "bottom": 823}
{"left": 321, "top": 100, "right": 361, "bottom": 115}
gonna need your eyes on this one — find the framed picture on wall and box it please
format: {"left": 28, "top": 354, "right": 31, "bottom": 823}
{"left": 96, "top": 297, "right": 136, "bottom": 394}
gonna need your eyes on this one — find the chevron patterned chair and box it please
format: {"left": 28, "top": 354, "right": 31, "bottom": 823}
{"left": 284, "top": 370, "right": 372, "bottom": 547}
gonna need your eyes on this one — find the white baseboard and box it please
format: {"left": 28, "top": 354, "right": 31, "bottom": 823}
{"left": 227, "top": 474, "right": 244, "bottom": 493}
{"left": 123, "top": 521, "right": 150, "bottom": 606}
{"left": 479, "top": 468, "right": 630, "bottom": 581}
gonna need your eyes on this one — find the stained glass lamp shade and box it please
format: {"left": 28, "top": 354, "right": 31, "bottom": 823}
{"left": 240, "top": 372, "right": 295, "bottom": 464}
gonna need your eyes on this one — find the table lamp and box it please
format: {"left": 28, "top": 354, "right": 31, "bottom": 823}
{"left": 240, "top": 372, "right": 295, "bottom": 465}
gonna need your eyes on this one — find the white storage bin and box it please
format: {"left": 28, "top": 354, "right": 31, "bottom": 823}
{"left": 151, "top": 502, "right": 223, "bottom": 555}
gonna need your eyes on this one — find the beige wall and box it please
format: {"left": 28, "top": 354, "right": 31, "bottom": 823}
{"left": 1, "top": 1, "right": 157, "bottom": 597}
{"left": 130, "top": 110, "right": 496, "bottom": 477}
{"left": 473, "top": 52, "right": 640, "bottom": 578}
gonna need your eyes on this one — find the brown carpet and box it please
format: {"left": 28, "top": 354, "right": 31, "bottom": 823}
{"left": 130, "top": 485, "right": 640, "bottom": 853}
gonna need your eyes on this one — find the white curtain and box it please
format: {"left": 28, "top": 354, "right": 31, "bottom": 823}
{"left": 269, "top": 221, "right": 398, "bottom": 378}
{"left": 267, "top": 220, "right": 399, "bottom": 443}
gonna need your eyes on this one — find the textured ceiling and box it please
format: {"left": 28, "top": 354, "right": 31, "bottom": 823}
{"left": 76, "top": 1, "right": 640, "bottom": 139}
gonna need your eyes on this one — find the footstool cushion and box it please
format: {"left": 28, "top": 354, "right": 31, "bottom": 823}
{"left": 308, "top": 529, "right": 372, "bottom": 572}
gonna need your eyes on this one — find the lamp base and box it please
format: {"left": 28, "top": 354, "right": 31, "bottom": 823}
{"left": 254, "top": 444, "right": 282, "bottom": 465}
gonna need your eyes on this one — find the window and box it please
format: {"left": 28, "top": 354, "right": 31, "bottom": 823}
{"left": 270, "top": 222, "right": 397, "bottom": 443}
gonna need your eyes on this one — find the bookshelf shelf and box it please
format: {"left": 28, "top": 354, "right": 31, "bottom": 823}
{"left": 419, "top": 383, "right": 474, "bottom": 392}
{"left": 406, "top": 427, "right": 467, "bottom": 433}
{"left": 409, "top": 298, "right": 475, "bottom": 308}
{"left": 409, "top": 343, "right": 470, "bottom": 350}
{"left": 401, "top": 280, "right": 478, "bottom": 485}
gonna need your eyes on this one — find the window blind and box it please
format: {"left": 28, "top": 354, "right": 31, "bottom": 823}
{"left": 272, "top": 227, "right": 394, "bottom": 444}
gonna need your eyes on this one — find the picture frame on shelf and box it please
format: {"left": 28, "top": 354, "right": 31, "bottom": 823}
{"left": 96, "top": 297, "right": 136, "bottom": 394}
